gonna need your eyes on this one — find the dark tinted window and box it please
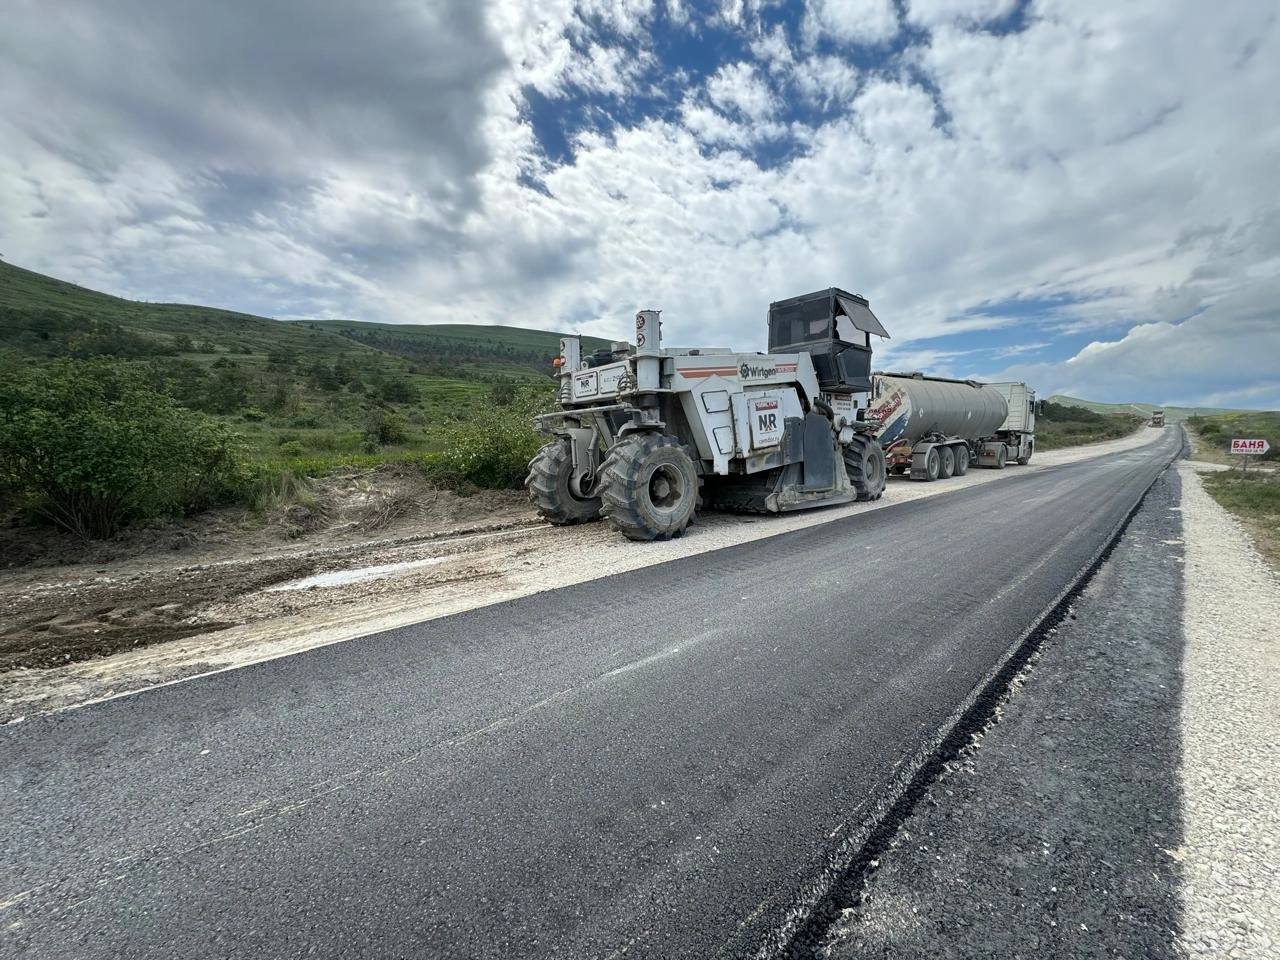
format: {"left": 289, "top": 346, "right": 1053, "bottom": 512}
{"left": 769, "top": 298, "right": 831, "bottom": 349}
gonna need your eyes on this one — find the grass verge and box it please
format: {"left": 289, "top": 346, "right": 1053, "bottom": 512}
{"left": 1199, "top": 470, "right": 1280, "bottom": 569}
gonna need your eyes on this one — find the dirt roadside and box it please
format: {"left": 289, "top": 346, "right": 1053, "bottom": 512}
{"left": 0, "top": 427, "right": 1163, "bottom": 721}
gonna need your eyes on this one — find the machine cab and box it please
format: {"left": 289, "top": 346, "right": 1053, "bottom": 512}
{"left": 767, "top": 288, "right": 890, "bottom": 395}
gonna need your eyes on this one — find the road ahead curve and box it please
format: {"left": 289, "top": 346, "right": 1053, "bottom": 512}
{"left": 2, "top": 429, "right": 1182, "bottom": 959}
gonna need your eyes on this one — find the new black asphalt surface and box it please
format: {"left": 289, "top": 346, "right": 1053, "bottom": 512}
{"left": 2, "top": 430, "right": 1182, "bottom": 960}
{"left": 825, "top": 464, "right": 1187, "bottom": 960}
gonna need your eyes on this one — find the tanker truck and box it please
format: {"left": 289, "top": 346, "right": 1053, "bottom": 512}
{"left": 866, "top": 373, "right": 1038, "bottom": 480}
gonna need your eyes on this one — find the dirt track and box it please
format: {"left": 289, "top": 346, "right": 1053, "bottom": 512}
{"left": 0, "top": 428, "right": 1163, "bottom": 720}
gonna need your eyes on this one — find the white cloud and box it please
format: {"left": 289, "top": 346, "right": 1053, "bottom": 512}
{"left": 984, "top": 279, "right": 1280, "bottom": 409}
{"left": 905, "top": 0, "right": 1017, "bottom": 29}
{"left": 706, "top": 62, "right": 779, "bottom": 120}
{"left": 803, "top": 0, "right": 900, "bottom": 47}
{"left": 2, "top": 0, "right": 1278, "bottom": 410}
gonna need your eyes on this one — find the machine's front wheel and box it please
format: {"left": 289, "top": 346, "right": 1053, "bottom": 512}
{"left": 843, "top": 434, "right": 886, "bottom": 501}
{"left": 1017, "top": 442, "right": 1033, "bottom": 466}
{"left": 598, "top": 434, "right": 700, "bottom": 541}
{"left": 525, "top": 440, "right": 601, "bottom": 525}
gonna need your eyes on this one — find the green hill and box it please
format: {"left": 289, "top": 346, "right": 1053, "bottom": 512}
{"left": 1048, "top": 394, "right": 1252, "bottom": 421}
{"left": 309, "top": 319, "right": 609, "bottom": 379}
{"left": 0, "top": 259, "right": 605, "bottom": 466}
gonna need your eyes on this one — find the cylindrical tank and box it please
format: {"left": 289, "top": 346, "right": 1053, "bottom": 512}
{"left": 868, "top": 373, "right": 1009, "bottom": 447}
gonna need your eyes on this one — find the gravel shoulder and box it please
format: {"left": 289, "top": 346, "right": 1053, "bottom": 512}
{"left": 1177, "top": 462, "right": 1280, "bottom": 957}
{"left": 0, "top": 426, "right": 1161, "bottom": 720}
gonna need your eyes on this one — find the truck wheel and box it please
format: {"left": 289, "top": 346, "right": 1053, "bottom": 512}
{"left": 599, "top": 434, "right": 700, "bottom": 541}
{"left": 525, "top": 440, "right": 601, "bottom": 525}
{"left": 994, "top": 444, "right": 1008, "bottom": 469}
{"left": 843, "top": 434, "right": 886, "bottom": 501}
{"left": 923, "top": 447, "right": 941, "bottom": 481}
{"left": 1017, "top": 442, "right": 1033, "bottom": 466}
{"left": 938, "top": 446, "right": 955, "bottom": 479}
{"left": 953, "top": 445, "right": 970, "bottom": 476}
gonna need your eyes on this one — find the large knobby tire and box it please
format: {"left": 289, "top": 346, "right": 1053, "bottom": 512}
{"left": 599, "top": 434, "right": 700, "bottom": 541}
{"left": 843, "top": 433, "right": 886, "bottom": 501}
{"left": 1017, "top": 442, "right": 1033, "bottom": 466}
{"left": 954, "top": 444, "right": 970, "bottom": 476}
{"left": 525, "top": 440, "right": 601, "bottom": 525}
{"left": 938, "top": 445, "right": 955, "bottom": 479}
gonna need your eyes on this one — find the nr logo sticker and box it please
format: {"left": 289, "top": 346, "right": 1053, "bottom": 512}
{"left": 750, "top": 397, "right": 783, "bottom": 448}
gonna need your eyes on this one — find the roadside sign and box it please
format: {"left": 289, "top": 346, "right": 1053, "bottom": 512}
{"left": 1230, "top": 438, "right": 1270, "bottom": 455}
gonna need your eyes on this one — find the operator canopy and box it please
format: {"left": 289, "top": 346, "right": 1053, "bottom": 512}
{"left": 834, "top": 293, "right": 890, "bottom": 340}
{"left": 767, "top": 287, "right": 890, "bottom": 351}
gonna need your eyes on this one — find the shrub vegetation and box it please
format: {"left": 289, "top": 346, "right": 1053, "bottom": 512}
{"left": 0, "top": 361, "right": 250, "bottom": 539}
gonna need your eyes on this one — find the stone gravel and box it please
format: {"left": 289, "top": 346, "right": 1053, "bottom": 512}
{"left": 1176, "top": 462, "right": 1280, "bottom": 959}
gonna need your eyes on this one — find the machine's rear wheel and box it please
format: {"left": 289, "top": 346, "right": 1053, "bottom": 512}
{"left": 1017, "top": 442, "right": 1033, "bottom": 466}
{"left": 598, "top": 434, "right": 700, "bottom": 541}
{"left": 938, "top": 446, "right": 955, "bottom": 479}
{"left": 525, "top": 440, "right": 601, "bottom": 525}
{"left": 843, "top": 434, "right": 887, "bottom": 501}
{"left": 994, "top": 444, "right": 1008, "bottom": 469}
{"left": 954, "top": 444, "right": 970, "bottom": 476}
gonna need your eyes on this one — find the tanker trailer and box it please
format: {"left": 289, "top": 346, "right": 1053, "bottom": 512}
{"left": 865, "top": 372, "right": 1009, "bottom": 481}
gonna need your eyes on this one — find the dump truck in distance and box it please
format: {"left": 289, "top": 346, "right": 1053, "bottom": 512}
{"left": 1151, "top": 409, "right": 1165, "bottom": 427}
{"left": 867, "top": 374, "right": 1038, "bottom": 479}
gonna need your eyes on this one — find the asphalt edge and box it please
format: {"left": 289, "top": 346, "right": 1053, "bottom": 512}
{"left": 756, "top": 433, "right": 1186, "bottom": 960}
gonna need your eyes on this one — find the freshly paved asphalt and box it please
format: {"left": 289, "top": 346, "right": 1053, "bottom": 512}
{"left": 2, "top": 430, "right": 1181, "bottom": 960}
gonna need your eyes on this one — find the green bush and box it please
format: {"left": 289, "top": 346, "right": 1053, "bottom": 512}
{"left": 0, "top": 360, "right": 251, "bottom": 539}
{"left": 364, "top": 408, "right": 409, "bottom": 447}
{"left": 435, "top": 385, "right": 556, "bottom": 488}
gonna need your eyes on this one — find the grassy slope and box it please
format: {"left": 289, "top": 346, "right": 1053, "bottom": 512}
{"left": 1049, "top": 394, "right": 1247, "bottom": 421}
{"left": 308, "top": 319, "right": 608, "bottom": 379}
{"left": 0, "top": 260, "right": 600, "bottom": 467}
{"left": 1035, "top": 400, "right": 1145, "bottom": 451}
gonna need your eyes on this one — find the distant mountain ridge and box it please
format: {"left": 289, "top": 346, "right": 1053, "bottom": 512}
{"left": 1048, "top": 394, "right": 1259, "bottom": 421}
{"left": 0, "top": 258, "right": 607, "bottom": 377}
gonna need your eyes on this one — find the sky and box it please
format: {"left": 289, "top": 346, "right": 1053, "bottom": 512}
{"left": 2, "top": 0, "right": 1278, "bottom": 408}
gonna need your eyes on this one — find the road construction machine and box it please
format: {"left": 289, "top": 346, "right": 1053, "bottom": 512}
{"left": 526, "top": 288, "right": 892, "bottom": 540}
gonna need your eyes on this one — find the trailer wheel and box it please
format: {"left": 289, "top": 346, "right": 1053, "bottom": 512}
{"left": 922, "top": 447, "right": 941, "bottom": 481}
{"left": 525, "top": 440, "right": 601, "bottom": 525}
{"left": 938, "top": 446, "right": 955, "bottom": 479}
{"left": 953, "top": 445, "right": 970, "bottom": 476}
{"left": 598, "top": 434, "right": 700, "bottom": 541}
{"left": 1017, "top": 442, "right": 1033, "bottom": 466}
{"left": 843, "top": 434, "right": 886, "bottom": 501}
